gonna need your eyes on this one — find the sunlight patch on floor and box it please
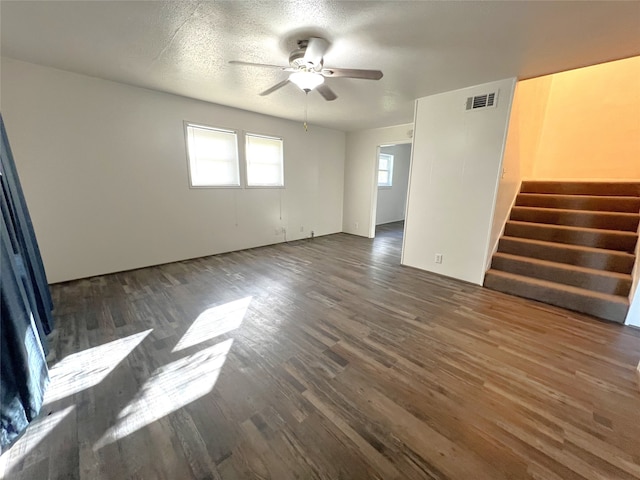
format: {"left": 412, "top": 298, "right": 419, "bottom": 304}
{"left": 0, "top": 406, "right": 75, "bottom": 476}
{"left": 93, "top": 338, "right": 233, "bottom": 449}
{"left": 172, "top": 296, "right": 251, "bottom": 352}
{"left": 43, "top": 330, "right": 152, "bottom": 405}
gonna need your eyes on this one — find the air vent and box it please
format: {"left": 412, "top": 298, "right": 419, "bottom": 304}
{"left": 466, "top": 91, "right": 498, "bottom": 111}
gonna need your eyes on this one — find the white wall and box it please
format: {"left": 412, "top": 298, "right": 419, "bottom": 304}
{"left": 403, "top": 78, "right": 516, "bottom": 285}
{"left": 627, "top": 287, "right": 640, "bottom": 327}
{"left": 375, "top": 143, "right": 411, "bottom": 225}
{"left": 627, "top": 225, "right": 640, "bottom": 326}
{"left": 1, "top": 58, "right": 345, "bottom": 283}
{"left": 486, "top": 81, "right": 526, "bottom": 269}
{"left": 343, "top": 124, "right": 413, "bottom": 238}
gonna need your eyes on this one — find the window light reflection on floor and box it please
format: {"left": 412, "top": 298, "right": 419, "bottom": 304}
{"left": 0, "top": 406, "right": 75, "bottom": 476}
{"left": 172, "top": 296, "right": 251, "bottom": 352}
{"left": 43, "top": 330, "right": 152, "bottom": 405}
{"left": 94, "top": 338, "right": 234, "bottom": 449}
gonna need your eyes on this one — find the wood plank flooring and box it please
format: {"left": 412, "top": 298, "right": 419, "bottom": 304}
{"left": 2, "top": 221, "right": 640, "bottom": 479}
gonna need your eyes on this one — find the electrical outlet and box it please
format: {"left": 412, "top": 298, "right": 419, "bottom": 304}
{"left": 435, "top": 254, "right": 443, "bottom": 264}
{"left": 282, "top": 227, "right": 286, "bottom": 235}
{"left": 354, "top": 222, "right": 359, "bottom": 229}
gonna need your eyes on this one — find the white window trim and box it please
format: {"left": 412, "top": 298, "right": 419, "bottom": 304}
{"left": 244, "top": 132, "right": 285, "bottom": 189}
{"left": 184, "top": 121, "right": 242, "bottom": 189}
{"left": 378, "top": 153, "right": 394, "bottom": 188}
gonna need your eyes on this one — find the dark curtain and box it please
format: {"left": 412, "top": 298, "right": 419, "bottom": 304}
{"left": 1, "top": 114, "right": 53, "bottom": 451}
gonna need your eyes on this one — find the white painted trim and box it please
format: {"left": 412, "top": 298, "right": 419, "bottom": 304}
{"left": 401, "top": 100, "right": 420, "bottom": 266}
{"left": 183, "top": 120, "right": 242, "bottom": 188}
{"left": 625, "top": 219, "right": 640, "bottom": 326}
{"left": 485, "top": 179, "right": 522, "bottom": 272}
{"left": 481, "top": 78, "right": 517, "bottom": 277}
{"left": 370, "top": 139, "right": 414, "bottom": 239}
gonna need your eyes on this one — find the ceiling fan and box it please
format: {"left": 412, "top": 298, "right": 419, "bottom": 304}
{"left": 229, "top": 37, "right": 383, "bottom": 101}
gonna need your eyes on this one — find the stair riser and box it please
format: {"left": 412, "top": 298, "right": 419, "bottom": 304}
{"left": 521, "top": 181, "right": 640, "bottom": 197}
{"left": 498, "top": 237, "right": 634, "bottom": 274}
{"left": 504, "top": 222, "right": 638, "bottom": 252}
{"left": 491, "top": 255, "right": 632, "bottom": 296}
{"left": 515, "top": 194, "right": 640, "bottom": 213}
{"left": 510, "top": 208, "right": 640, "bottom": 232}
{"left": 484, "top": 273, "right": 628, "bottom": 323}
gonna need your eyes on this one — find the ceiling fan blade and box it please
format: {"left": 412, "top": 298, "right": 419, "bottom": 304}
{"left": 259, "top": 79, "right": 291, "bottom": 96}
{"left": 303, "top": 37, "right": 329, "bottom": 70}
{"left": 321, "top": 68, "right": 383, "bottom": 80}
{"left": 316, "top": 84, "right": 337, "bottom": 101}
{"left": 229, "top": 60, "right": 293, "bottom": 71}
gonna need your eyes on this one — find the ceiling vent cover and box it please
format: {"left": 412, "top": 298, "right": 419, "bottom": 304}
{"left": 466, "top": 91, "right": 498, "bottom": 111}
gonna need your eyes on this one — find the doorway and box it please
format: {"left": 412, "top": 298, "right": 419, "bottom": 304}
{"left": 373, "top": 143, "right": 412, "bottom": 241}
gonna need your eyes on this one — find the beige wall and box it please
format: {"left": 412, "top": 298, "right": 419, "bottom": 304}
{"left": 515, "top": 56, "right": 640, "bottom": 180}
{"left": 508, "top": 76, "right": 553, "bottom": 179}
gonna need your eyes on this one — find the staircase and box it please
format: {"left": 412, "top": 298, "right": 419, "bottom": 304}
{"left": 485, "top": 181, "right": 640, "bottom": 323}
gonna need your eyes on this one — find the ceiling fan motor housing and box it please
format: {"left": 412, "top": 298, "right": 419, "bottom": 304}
{"left": 230, "top": 36, "right": 381, "bottom": 100}
{"left": 289, "top": 48, "right": 306, "bottom": 68}
{"left": 289, "top": 40, "right": 323, "bottom": 71}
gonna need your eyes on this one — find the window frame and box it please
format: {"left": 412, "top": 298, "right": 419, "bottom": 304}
{"left": 377, "top": 153, "right": 394, "bottom": 188}
{"left": 244, "top": 132, "right": 285, "bottom": 189}
{"left": 184, "top": 121, "right": 242, "bottom": 189}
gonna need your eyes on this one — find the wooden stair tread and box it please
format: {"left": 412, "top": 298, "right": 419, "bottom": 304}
{"left": 515, "top": 193, "right": 640, "bottom": 213}
{"left": 520, "top": 181, "right": 640, "bottom": 196}
{"left": 498, "top": 236, "right": 635, "bottom": 274}
{"left": 492, "top": 252, "right": 631, "bottom": 280}
{"left": 518, "top": 193, "right": 640, "bottom": 202}
{"left": 505, "top": 221, "right": 638, "bottom": 252}
{"left": 499, "top": 235, "right": 635, "bottom": 258}
{"left": 484, "top": 270, "right": 629, "bottom": 305}
{"left": 512, "top": 206, "right": 640, "bottom": 219}
{"left": 510, "top": 206, "right": 640, "bottom": 232}
{"left": 506, "top": 220, "right": 639, "bottom": 238}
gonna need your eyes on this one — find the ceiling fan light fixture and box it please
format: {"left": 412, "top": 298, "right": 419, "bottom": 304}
{"left": 289, "top": 71, "right": 324, "bottom": 92}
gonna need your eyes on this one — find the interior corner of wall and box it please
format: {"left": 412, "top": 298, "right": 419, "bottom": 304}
{"left": 626, "top": 224, "right": 640, "bottom": 325}
{"left": 524, "top": 74, "right": 553, "bottom": 180}
{"left": 626, "top": 282, "right": 640, "bottom": 326}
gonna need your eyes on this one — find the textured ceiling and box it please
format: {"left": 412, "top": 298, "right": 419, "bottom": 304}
{"left": 1, "top": 1, "right": 639, "bottom": 131}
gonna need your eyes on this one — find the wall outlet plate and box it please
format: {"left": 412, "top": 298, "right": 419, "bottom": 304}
{"left": 435, "top": 254, "right": 443, "bottom": 264}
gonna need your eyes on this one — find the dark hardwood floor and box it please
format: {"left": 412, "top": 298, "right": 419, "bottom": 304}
{"left": 2, "top": 221, "right": 640, "bottom": 479}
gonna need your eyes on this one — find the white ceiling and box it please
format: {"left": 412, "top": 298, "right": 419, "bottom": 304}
{"left": 1, "top": 1, "right": 639, "bottom": 132}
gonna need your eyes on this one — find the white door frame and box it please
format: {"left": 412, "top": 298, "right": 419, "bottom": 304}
{"left": 369, "top": 140, "right": 413, "bottom": 238}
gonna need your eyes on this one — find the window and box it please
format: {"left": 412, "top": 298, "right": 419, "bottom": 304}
{"left": 378, "top": 153, "right": 394, "bottom": 187}
{"left": 245, "top": 133, "right": 284, "bottom": 187}
{"left": 186, "top": 123, "right": 240, "bottom": 187}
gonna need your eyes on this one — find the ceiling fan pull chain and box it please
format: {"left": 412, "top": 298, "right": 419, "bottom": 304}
{"left": 304, "top": 91, "right": 309, "bottom": 132}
